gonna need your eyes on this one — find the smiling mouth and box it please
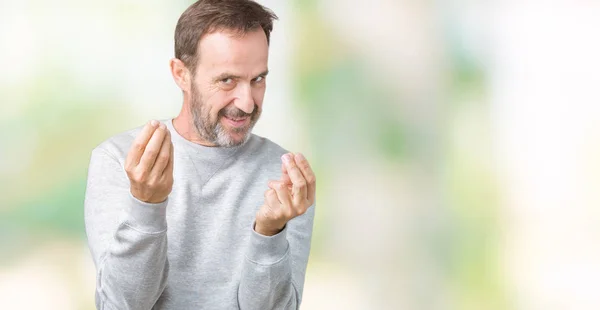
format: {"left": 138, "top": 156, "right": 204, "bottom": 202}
{"left": 225, "top": 116, "right": 247, "bottom": 121}
{"left": 223, "top": 115, "right": 249, "bottom": 127}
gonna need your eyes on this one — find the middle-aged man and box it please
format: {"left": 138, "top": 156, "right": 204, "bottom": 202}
{"left": 83, "top": 1, "right": 316, "bottom": 309}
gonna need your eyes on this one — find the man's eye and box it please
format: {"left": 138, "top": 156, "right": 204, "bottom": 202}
{"left": 219, "top": 78, "right": 236, "bottom": 90}
{"left": 253, "top": 76, "right": 265, "bottom": 83}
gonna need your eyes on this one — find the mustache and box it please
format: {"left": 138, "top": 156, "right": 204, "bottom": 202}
{"left": 219, "top": 104, "right": 259, "bottom": 118}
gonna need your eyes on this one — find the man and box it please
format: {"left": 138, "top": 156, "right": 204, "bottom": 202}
{"left": 84, "top": 1, "right": 316, "bottom": 309}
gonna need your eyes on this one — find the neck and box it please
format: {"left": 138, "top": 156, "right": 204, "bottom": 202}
{"left": 172, "top": 104, "right": 218, "bottom": 147}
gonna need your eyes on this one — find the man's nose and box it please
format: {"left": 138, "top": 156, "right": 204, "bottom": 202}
{"left": 234, "top": 83, "right": 254, "bottom": 114}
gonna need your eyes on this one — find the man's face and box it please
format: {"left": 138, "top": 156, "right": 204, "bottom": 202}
{"left": 189, "top": 28, "right": 269, "bottom": 147}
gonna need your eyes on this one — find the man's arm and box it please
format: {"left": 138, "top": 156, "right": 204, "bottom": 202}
{"left": 84, "top": 121, "right": 174, "bottom": 310}
{"left": 238, "top": 153, "right": 316, "bottom": 309}
{"left": 238, "top": 206, "right": 315, "bottom": 309}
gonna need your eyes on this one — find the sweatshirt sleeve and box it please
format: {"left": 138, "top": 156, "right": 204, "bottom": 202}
{"left": 238, "top": 203, "right": 315, "bottom": 310}
{"left": 84, "top": 147, "right": 170, "bottom": 310}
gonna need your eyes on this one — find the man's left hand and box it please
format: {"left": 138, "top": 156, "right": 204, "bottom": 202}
{"left": 255, "top": 152, "right": 316, "bottom": 236}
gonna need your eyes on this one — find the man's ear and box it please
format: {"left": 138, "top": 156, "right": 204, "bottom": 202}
{"left": 170, "top": 58, "right": 191, "bottom": 92}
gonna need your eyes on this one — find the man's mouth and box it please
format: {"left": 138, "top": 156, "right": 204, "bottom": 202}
{"left": 223, "top": 115, "right": 249, "bottom": 127}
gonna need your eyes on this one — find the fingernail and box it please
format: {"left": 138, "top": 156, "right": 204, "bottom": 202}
{"left": 295, "top": 153, "right": 305, "bottom": 162}
{"left": 281, "top": 153, "right": 291, "bottom": 165}
{"left": 150, "top": 120, "right": 158, "bottom": 127}
{"left": 159, "top": 123, "right": 166, "bottom": 130}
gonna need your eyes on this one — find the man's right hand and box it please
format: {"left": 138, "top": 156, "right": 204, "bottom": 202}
{"left": 125, "top": 120, "right": 174, "bottom": 203}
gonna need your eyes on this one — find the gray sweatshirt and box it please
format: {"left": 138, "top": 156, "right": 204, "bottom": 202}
{"left": 84, "top": 119, "right": 315, "bottom": 310}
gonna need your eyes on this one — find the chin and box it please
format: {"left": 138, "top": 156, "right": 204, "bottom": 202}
{"left": 231, "top": 132, "right": 250, "bottom": 144}
{"left": 216, "top": 130, "right": 250, "bottom": 147}
{"left": 214, "top": 118, "right": 255, "bottom": 147}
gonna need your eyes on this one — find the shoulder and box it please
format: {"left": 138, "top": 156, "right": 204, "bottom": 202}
{"left": 90, "top": 121, "right": 155, "bottom": 163}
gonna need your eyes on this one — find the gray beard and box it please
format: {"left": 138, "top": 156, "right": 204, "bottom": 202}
{"left": 189, "top": 84, "right": 259, "bottom": 147}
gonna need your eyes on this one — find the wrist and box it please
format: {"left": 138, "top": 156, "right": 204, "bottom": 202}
{"left": 130, "top": 188, "right": 167, "bottom": 204}
{"left": 254, "top": 221, "right": 284, "bottom": 236}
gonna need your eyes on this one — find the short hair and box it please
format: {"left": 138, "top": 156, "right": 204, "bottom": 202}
{"left": 174, "top": 0, "right": 278, "bottom": 73}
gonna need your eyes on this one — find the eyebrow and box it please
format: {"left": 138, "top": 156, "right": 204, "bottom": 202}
{"left": 212, "top": 70, "right": 269, "bottom": 82}
{"left": 256, "top": 70, "right": 269, "bottom": 78}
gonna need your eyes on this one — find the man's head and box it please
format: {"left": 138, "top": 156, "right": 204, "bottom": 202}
{"left": 170, "top": 0, "right": 277, "bottom": 147}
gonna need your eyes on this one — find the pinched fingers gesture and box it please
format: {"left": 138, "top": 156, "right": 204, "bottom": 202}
{"left": 255, "top": 153, "right": 316, "bottom": 236}
{"left": 124, "top": 120, "right": 174, "bottom": 204}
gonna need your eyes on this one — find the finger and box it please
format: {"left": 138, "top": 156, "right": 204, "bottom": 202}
{"left": 282, "top": 153, "right": 307, "bottom": 205}
{"left": 162, "top": 140, "right": 174, "bottom": 178}
{"left": 268, "top": 180, "right": 293, "bottom": 212}
{"left": 280, "top": 162, "right": 291, "bottom": 185}
{"left": 294, "top": 153, "right": 316, "bottom": 204}
{"left": 264, "top": 188, "right": 281, "bottom": 210}
{"left": 139, "top": 123, "right": 168, "bottom": 171}
{"left": 280, "top": 162, "right": 292, "bottom": 192}
{"left": 150, "top": 130, "right": 171, "bottom": 176}
{"left": 126, "top": 120, "right": 159, "bottom": 169}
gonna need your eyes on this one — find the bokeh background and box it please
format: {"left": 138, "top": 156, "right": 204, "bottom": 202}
{"left": 1, "top": 0, "right": 600, "bottom": 309}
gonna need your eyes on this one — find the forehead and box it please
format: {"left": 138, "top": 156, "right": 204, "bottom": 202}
{"left": 196, "top": 29, "right": 269, "bottom": 74}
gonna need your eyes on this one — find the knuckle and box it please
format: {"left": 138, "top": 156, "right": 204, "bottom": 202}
{"left": 296, "top": 180, "right": 307, "bottom": 188}
{"left": 165, "top": 182, "right": 173, "bottom": 193}
{"left": 285, "top": 207, "right": 295, "bottom": 219}
{"left": 297, "top": 207, "right": 306, "bottom": 216}
{"left": 158, "top": 153, "right": 170, "bottom": 163}
{"left": 145, "top": 149, "right": 157, "bottom": 158}
{"left": 146, "top": 178, "right": 156, "bottom": 188}
{"left": 275, "top": 208, "right": 285, "bottom": 219}
{"left": 300, "top": 161, "right": 310, "bottom": 170}
{"left": 129, "top": 171, "right": 139, "bottom": 181}
{"left": 271, "top": 209, "right": 282, "bottom": 219}
{"left": 306, "top": 176, "right": 316, "bottom": 185}
{"left": 136, "top": 170, "right": 149, "bottom": 183}
{"left": 132, "top": 142, "right": 145, "bottom": 151}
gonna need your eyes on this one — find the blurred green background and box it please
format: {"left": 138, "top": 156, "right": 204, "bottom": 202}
{"left": 2, "top": 1, "right": 600, "bottom": 309}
